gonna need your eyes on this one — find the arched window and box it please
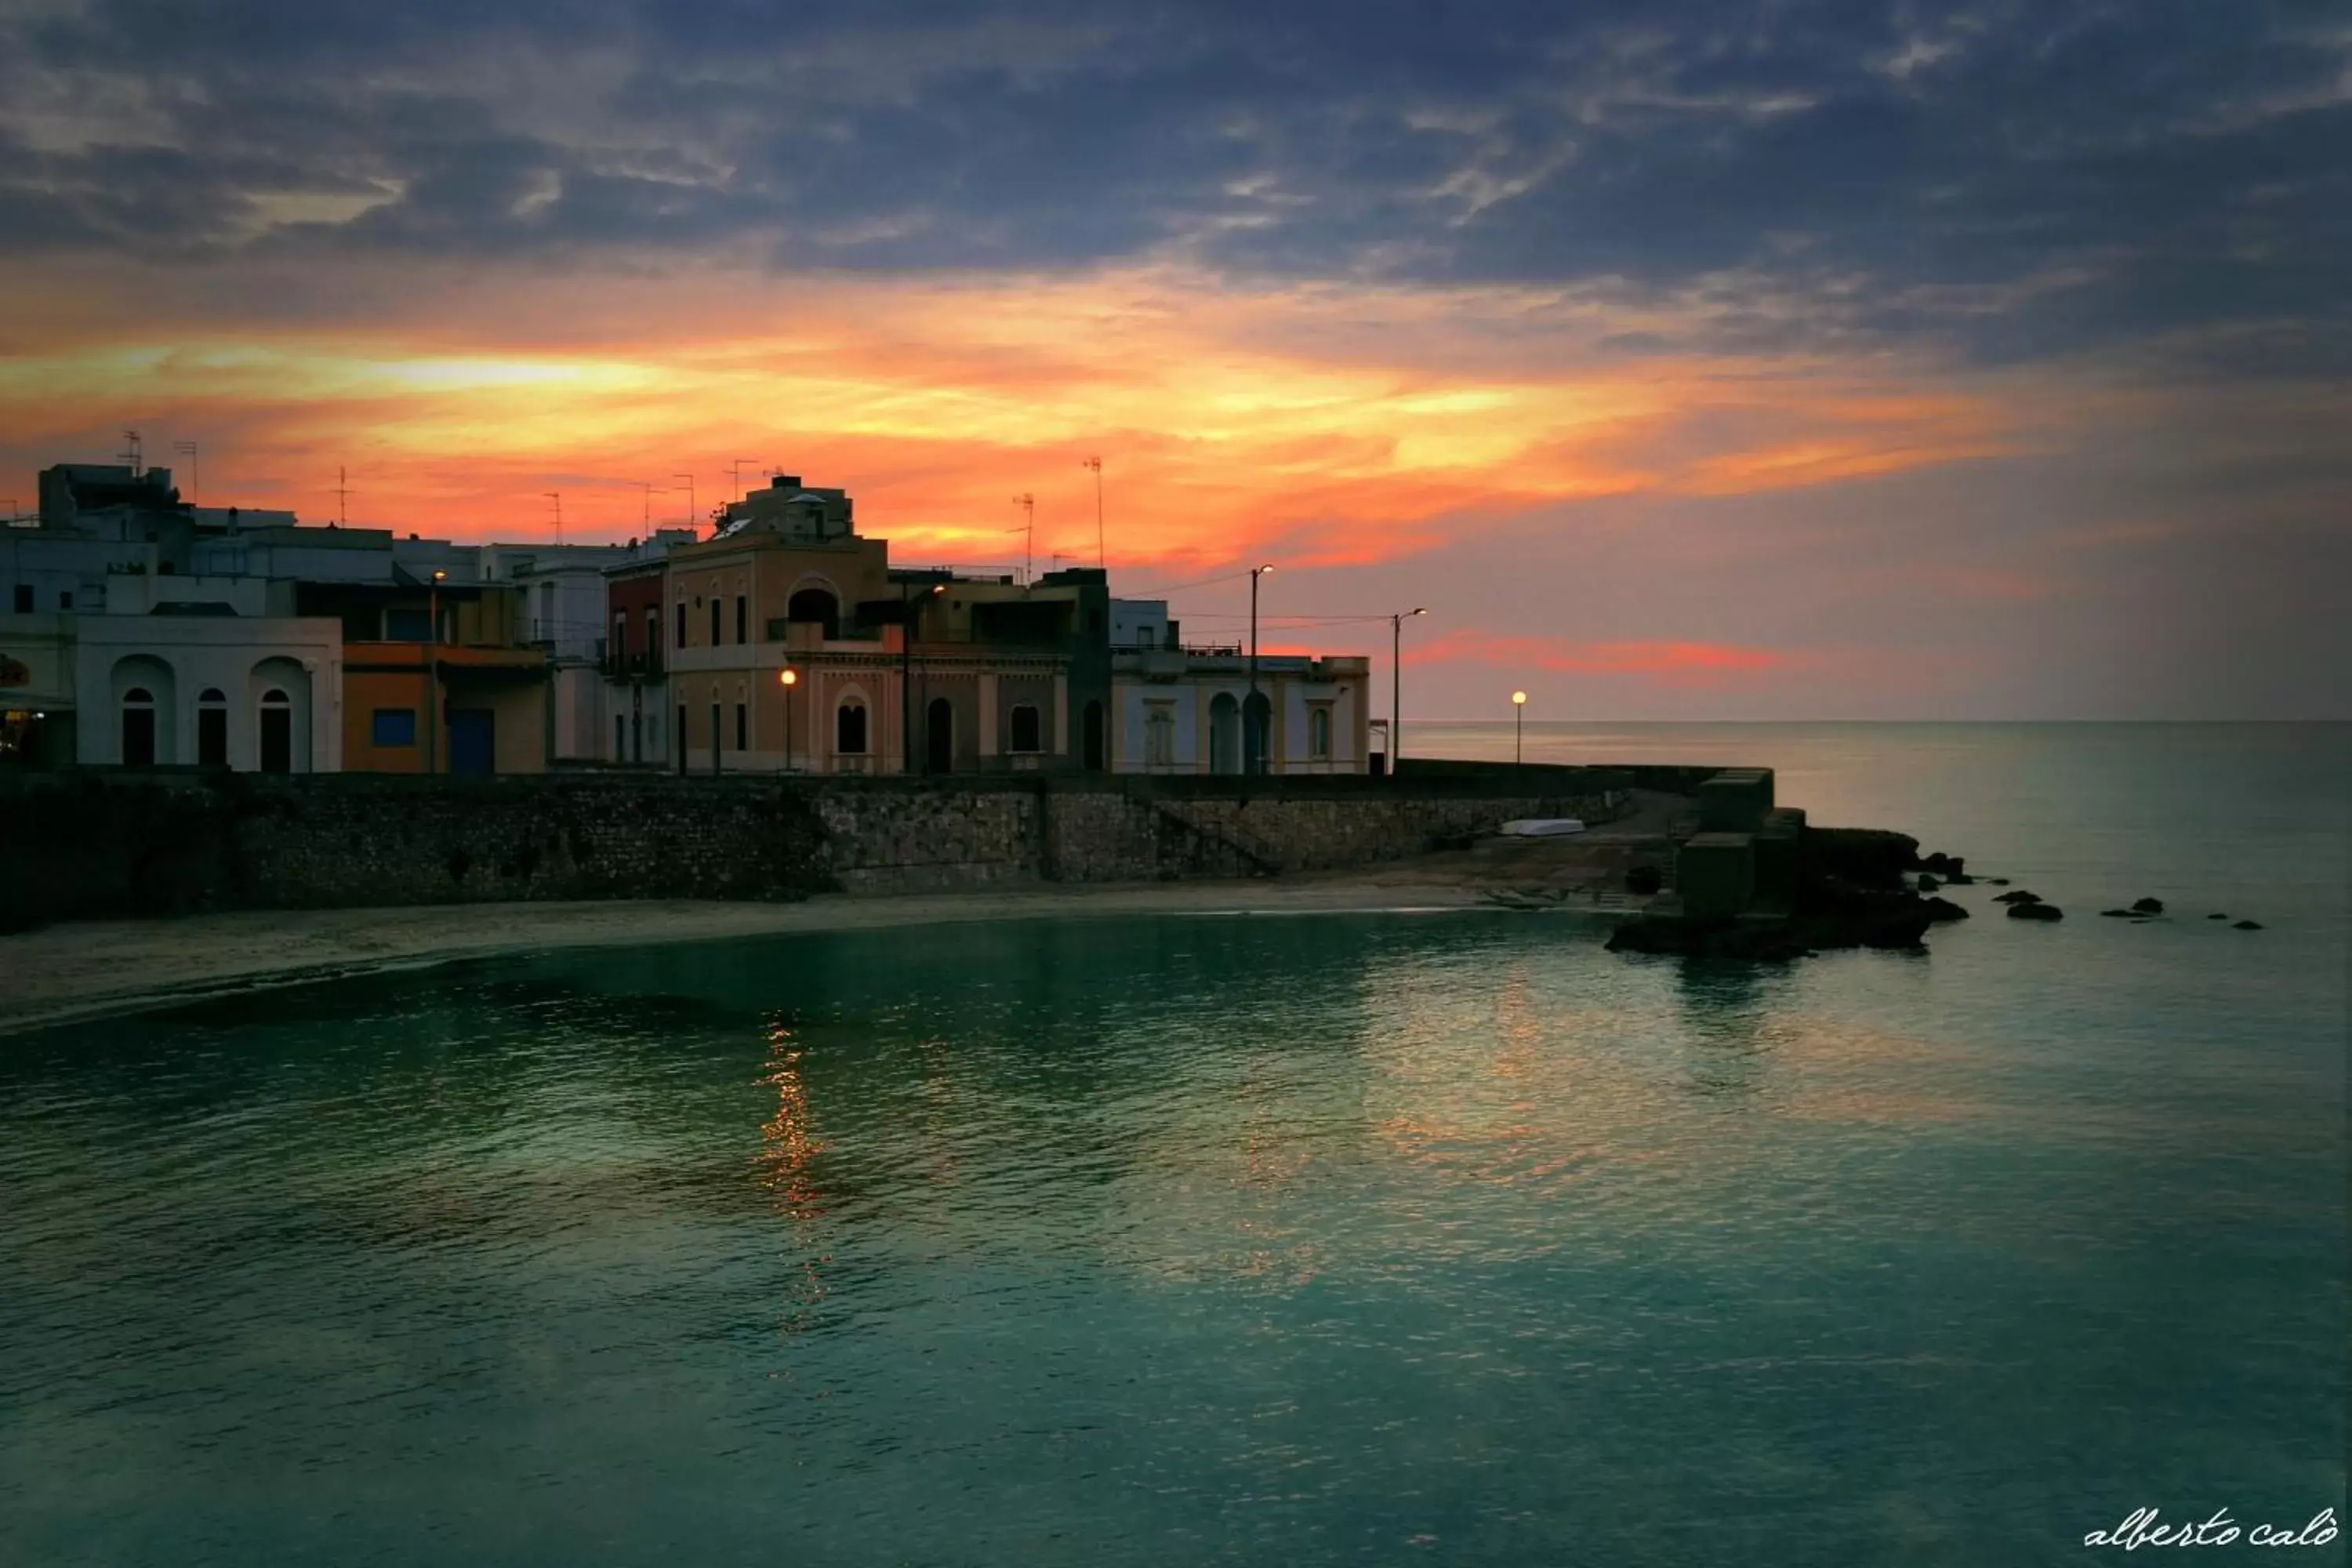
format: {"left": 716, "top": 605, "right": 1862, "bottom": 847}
{"left": 121, "top": 687, "right": 156, "bottom": 768}
{"left": 1308, "top": 705, "right": 1332, "bottom": 760}
{"left": 1009, "top": 703, "right": 1043, "bottom": 753}
{"left": 787, "top": 587, "right": 840, "bottom": 640}
{"left": 836, "top": 699, "right": 868, "bottom": 755}
{"left": 197, "top": 688, "right": 229, "bottom": 768}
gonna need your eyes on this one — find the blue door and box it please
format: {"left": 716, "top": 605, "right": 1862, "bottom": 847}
{"left": 448, "top": 708, "right": 495, "bottom": 775}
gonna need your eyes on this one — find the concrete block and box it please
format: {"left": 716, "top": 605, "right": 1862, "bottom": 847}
{"left": 1678, "top": 831, "right": 1756, "bottom": 919}
{"left": 1697, "top": 768, "right": 1776, "bottom": 833}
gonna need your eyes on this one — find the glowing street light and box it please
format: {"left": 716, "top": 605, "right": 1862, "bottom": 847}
{"left": 1391, "top": 607, "right": 1428, "bottom": 775}
{"left": 1512, "top": 689, "right": 1528, "bottom": 768}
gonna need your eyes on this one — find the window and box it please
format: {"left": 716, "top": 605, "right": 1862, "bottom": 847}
{"left": 677, "top": 705, "right": 687, "bottom": 770}
{"left": 676, "top": 602, "right": 688, "bottom": 649}
{"left": 735, "top": 595, "right": 747, "bottom": 644}
{"left": 58, "top": 590, "right": 72, "bottom": 610}
{"left": 1145, "top": 703, "right": 1175, "bottom": 768}
{"left": 371, "top": 709, "right": 418, "bottom": 746}
{"left": 646, "top": 608, "right": 660, "bottom": 660}
{"left": 612, "top": 612, "right": 626, "bottom": 658}
{"left": 837, "top": 699, "right": 868, "bottom": 755}
{"left": 1009, "top": 703, "right": 1043, "bottom": 753}
{"left": 735, "top": 702, "right": 747, "bottom": 750}
{"left": 710, "top": 599, "right": 721, "bottom": 645}
{"left": 615, "top": 715, "right": 626, "bottom": 761}
{"left": 386, "top": 607, "right": 430, "bottom": 641}
{"left": 120, "top": 687, "right": 155, "bottom": 768}
{"left": 11, "top": 585, "right": 27, "bottom": 613}
{"left": 1308, "top": 704, "right": 1333, "bottom": 760}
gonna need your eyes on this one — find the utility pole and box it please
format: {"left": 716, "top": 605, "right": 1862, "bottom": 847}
{"left": 1080, "top": 456, "right": 1104, "bottom": 568}
{"left": 172, "top": 441, "right": 198, "bottom": 506}
{"left": 1011, "top": 493, "right": 1034, "bottom": 582}
{"left": 1248, "top": 563, "right": 1274, "bottom": 775}
{"left": 1391, "top": 607, "right": 1427, "bottom": 775}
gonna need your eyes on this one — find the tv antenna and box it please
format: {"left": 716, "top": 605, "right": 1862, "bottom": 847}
{"left": 546, "top": 491, "right": 563, "bottom": 544}
{"left": 673, "top": 473, "right": 696, "bottom": 530}
{"left": 119, "top": 429, "right": 143, "bottom": 476}
{"left": 333, "top": 465, "right": 351, "bottom": 526}
{"left": 1080, "top": 455, "right": 1104, "bottom": 568}
{"left": 639, "top": 481, "right": 662, "bottom": 528}
{"left": 1011, "top": 493, "right": 1035, "bottom": 583}
{"left": 172, "top": 441, "right": 198, "bottom": 505}
{"left": 728, "top": 457, "right": 764, "bottom": 498}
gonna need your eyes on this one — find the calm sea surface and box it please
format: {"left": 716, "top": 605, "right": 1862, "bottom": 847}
{"left": 3, "top": 724, "right": 2345, "bottom": 1566}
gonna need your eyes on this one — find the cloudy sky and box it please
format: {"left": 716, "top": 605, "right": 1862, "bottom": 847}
{"left": 2, "top": 0, "right": 2343, "bottom": 717}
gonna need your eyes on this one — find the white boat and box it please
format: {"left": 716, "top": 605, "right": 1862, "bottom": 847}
{"left": 1497, "top": 818, "right": 1586, "bottom": 837}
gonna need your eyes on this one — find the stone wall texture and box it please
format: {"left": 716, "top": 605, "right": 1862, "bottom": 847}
{"left": 0, "top": 768, "right": 1642, "bottom": 929}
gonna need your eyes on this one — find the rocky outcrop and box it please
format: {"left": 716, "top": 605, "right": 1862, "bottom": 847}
{"left": 2233, "top": 919, "right": 2264, "bottom": 930}
{"left": 1994, "top": 889, "right": 2042, "bottom": 905}
{"left": 2131, "top": 897, "right": 2164, "bottom": 914}
{"left": 2008, "top": 902, "right": 2063, "bottom": 921}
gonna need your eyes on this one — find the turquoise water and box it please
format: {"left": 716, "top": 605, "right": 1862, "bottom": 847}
{"left": 3, "top": 724, "right": 2344, "bottom": 1566}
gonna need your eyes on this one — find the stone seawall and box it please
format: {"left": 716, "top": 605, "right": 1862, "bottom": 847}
{"left": 0, "top": 770, "right": 1628, "bottom": 928}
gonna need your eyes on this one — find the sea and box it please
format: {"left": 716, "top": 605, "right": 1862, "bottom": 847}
{"left": 2, "top": 723, "right": 2344, "bottom": 1567}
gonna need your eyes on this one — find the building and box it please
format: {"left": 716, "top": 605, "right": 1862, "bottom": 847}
{"left": 1109, "top": 598, "right": 1371, "bottom": 775}
{"left": 652, "top": 475, "right": 1116, "bottom": 775}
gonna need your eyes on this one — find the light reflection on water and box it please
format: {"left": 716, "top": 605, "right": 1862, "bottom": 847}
{"left": 1, "top": 724, "right": 2345, "bottom": 1568}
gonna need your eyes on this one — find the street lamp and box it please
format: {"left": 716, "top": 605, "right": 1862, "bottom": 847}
{"left": 1391, "top": 607, "right": 1427, "bottom": 776}
{"left": 1512, "top": 689, "right": 1528, "bottom": 770}
{"left": 901, "top": 579, "right": 946, "bottom": 772}
{"left": 779, "top": 666, "right": 798, "bottom": 771}
{"left": 427, "top": 569, "right": 448, "bottom": 775}
{"left": 1248, "top": 563, "right": 1274, "bottom": 774}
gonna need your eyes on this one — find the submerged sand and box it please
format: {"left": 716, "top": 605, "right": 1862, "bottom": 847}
{"left": 0, "top": 824, "right": 1671, "bottom": 1035}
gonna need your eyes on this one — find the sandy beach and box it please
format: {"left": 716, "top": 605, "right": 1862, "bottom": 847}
{"left": 0, "top": 827, "right": 1666, "bottom": 1035}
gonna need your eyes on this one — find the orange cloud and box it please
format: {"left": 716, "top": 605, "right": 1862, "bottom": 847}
{"left": 0, "top": 260, "right": 2048, "bottom": 575}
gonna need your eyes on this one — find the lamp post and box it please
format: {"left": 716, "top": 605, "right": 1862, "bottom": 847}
{"left": 427, "top": 569, "right": 448, "bottom": 775}
{"left": 900, "top": 579, "right": 946, "bottom": 773}
{"left": 1247, "top": 563, "right": 1274, "bottom": 774}
{"left": 1512, "top": 689, "right": 1527, "bottom": 771}
{"left": 1390, "top": 607, "right": 1427, "bottom": 776}
{"left": 782, "top": 666, "right": 800, "bottom": 770}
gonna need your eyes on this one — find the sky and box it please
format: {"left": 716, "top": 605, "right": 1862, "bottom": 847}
{"left": 1, "top": 0, "right": 2344, "bottom": 719}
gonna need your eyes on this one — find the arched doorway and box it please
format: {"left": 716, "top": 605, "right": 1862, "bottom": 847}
{"left": 1082, "top": 699, "right": 1105, "bottom": 771}
{"left": 121, "top": 688, "right": 157, "bottom": 768}
{"left": 925, "top": 696, "right": 954, "bottom": 773}
{"left": 1243, "top": 691, "right": 1272, "bottom": 775}
{"left": 836, "top": 697, "right": 868, "bottom": 757}
{"left": 1208, "top": 692, "right": 1240, "bottom": 775}
{"left": 196, "top": 688, "right": 228, "bottom": 767}
{"left": 258, "top": 688, "right": 293, "bottom": 773}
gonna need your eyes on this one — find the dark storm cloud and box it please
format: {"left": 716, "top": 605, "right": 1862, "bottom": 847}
{"left": 2, "top": 0, "right": 2343, "bottom": 362}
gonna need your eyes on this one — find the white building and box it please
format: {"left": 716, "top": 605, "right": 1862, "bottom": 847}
{"left": 1110, "top": 644, "right": 1371, "bottom": 775}
{"left": 0, "top": 608, "right": 343, "bottom": 771}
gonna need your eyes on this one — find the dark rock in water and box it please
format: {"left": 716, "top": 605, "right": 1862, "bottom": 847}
{"left": 1984, "top": 877, "right": 2012, "bottom": 886}
{"left": 1625, "top": 864, "right": 1664, "bottom": 896}
{"left": 2208, "top": 913, "right": 2228, "bottom": 920}
{"left": 2009, "top": 902, "right": 2063, "bottom": 921}
{"left": 2131, "top": 897, "right": 2164, "bottom": 914}
{"left": 1921, "top": 896, "right": 1969, "bottom": 923}
{"left": 2100, "top": 909, "right": 2134, "bottom": 917}
{"left": 2233, "top": 919, "right": 2264, "bottom": 930}
{"left": 1942, "top": 871, "right": 1976, "bottom": 885}
{"left": 1993, "top": 890, "right": 2043, "bottom": 905}
{"left": 1915, "top": 873, "right": 1940, "bottom": 891}
{"left": 1917, "top": 851, "right": 1966, "bottom": 877}
{"left": 1810, "top": 827, "right": 1920, "bottom": 890}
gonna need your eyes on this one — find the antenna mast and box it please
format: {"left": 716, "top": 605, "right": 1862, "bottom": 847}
{"left": 1081, "top": 456, "right": 1103, "bottom": 568}
{"left": 172, "top": 441, "right": 198, "bottom": 505}
{"left": 120, "top": 429, "right": 143, "bottom": 477}
{"left": 1011, "top": 493, "right": 1035, "bottom": 583}
{"left": 334, "top": 465, "right": 350, "bottom": 527}
{"left": 546, "top": 491, "right": 563, "bottom": 544}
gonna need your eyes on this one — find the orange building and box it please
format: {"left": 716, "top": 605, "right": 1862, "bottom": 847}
{"left": 343, "top": 637, "right": 550, "bottom": 775}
